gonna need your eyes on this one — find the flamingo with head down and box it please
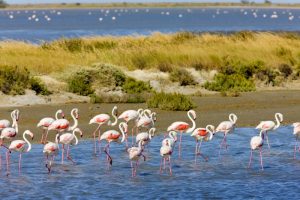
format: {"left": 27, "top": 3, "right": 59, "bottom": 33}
{"left": 7, "top": 130, "right": 34, "bottom": 175}
{"left": 160, "top": 139, "right": 173, "bottom": 176}
{"left": 89, "top": 106, "right": 118, "bottom": 154}
{"left": 256, "top": 113, "right": 283, "bottom": 149}
{"left": 37, "top": 109, "right": 64, "bottom": 144}
{"left": 215, "top": 113, "right": 238, "bottom": 154}
{"left": 248, "top": 130, "right": 264, "bottom": 170}
{"left": 43, "top": 133, "right": 60, "bottom": 174}
{"left": 191, "top": 125, "right": 215, "bottom": 164}
{"left": 167, "top": 109, "right": 196, "bottom": 158}
{"left": 136, "top": 127, "right": 156, "bottom": 147}
{"left": 136, "top": 110, "right": 156, "bottom": 131}
{"left": 127, "top": 140, "right": 145, "bottom": 177}
{"left": 292, "top": 122, "right": 300, "bottom": 159}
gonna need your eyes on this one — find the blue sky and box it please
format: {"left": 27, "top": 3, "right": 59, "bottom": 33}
{"left": 5, "top": 0, "right": 300, "bottom": 4}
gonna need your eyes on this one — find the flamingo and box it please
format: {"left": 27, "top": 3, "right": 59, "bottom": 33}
{"left": 215, "top": 113, "right": 238, "bottom": 154}
{"left": 89, "top": 106, "right": 118, "bottom": 154}
{"left": 0, "top": 109, "right": 19, "bottom": 131}
{"left": 127, "top": 140, "right": 146, "bottom": 177}
{"left": 43, "top": 133, "right": 60, "bottom": 174}
{"left": 0, "top": 109, "right": 19, "bottom": 147}
{"left": 100, "top": 122, "right": 127, "bottom": 168}
{"left": 248, "top": 130, "right": 264, "bottom": 170}
{"left": 191, "top": 125, "right": 215, "bottom": 164}
{"left": 292, "top": 122, "right": 300, "bottom": 159}
{"left": 160, "top": 140, "right": 173, "bottom": 176}
{"left": 162, "top": 131, "right": 177, "bottom": 148}
{"left": 167, "top": 109, "right": 196, "bottom": 158}
{"left": 256, "top": 113, "right": 283, "bottom": 149}
{"left": 136, "top": 111, "right": 156, "bottom": 131}
{"left": 59, "top": 128, "right": 83, "bottom": 164}
{"left": 118, "top": 108, "right": 144, "bottom": 145}
{"left": 37, "top": 109, "right": 64, "bottom": 144}
{"left": 48, "top": 108, "right": 79, "bottom": 133}
{"left": 136, "top": 127, "right": 156, "bottom": 147}
{"left": 7, "top": 130, "right": 34, "bottom": 174}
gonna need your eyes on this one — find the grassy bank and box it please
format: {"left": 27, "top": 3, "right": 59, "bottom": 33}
{"left": 1, "top": 32, "right": 300, "bottom": 75}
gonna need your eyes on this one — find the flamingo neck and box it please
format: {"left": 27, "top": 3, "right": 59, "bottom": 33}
{"left": 73, "top": 129, "right": 79, "bottom": 145}
{"left": 186, "top": 111, "right": 196, "bottom": 133}
{"left": 259, "top": 130, "right": 264, "bottom": 139}
{"left": 169, "top": 131, "right": 176, "bottom": 141}
{"left": 229, "top": 113, "right": 237, "bottom": 124}
{"left": 137, "top": 109, "right": 144, "bottom": 118}
{"left": 55, "top": 134, "right": 60, "bottom": 146}
{"left": 111, "top": 107, "right": 118, "bottom": 126}
{"left": 206, "top": 125, "right": 214, "bottom": 141}
{"left": 70, "top": 109, "right": 78, "bottom": 131}
{"left": 55, "top": 110, "right": 62, "bottom": 120}
{"left": 119, "top": 123, "right": 126, "bottom": 143}
{"left": 274, "top": 114, "right": 281, "bottom": 130}
{"left": 12, "top": 115, "right": 18, "bottom": 135}
{"left": 149, "top": 128, "right": 155, "bottom": 140}
{"left": 23, "top": 132, "right": 32, "bottom": 152}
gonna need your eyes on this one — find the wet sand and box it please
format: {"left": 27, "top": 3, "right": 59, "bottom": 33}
{"left": 0, "top": 90, "right": 299, "bottom": 142}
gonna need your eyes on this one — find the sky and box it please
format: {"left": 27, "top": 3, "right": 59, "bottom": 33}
{"left": 5, "top": 0, "right": 300, "bottom": 4}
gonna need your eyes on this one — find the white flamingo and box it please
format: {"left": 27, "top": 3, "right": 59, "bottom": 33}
{"left": 248, "top": 130, "right": 264, "bottom": 170}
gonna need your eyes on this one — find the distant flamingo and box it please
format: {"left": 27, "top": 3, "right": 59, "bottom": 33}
{"left": 191, "top": 125, "right": 215, "bottom": 164}
{"left": 100, "top": 122, "right": 127, "bottom": 168}
{"left": 136, "top": 127, "right": 156, "bottom": 147}
{"left": 59, "top": 128, "right": 83, "bottom": 164}
{"left": 127, "top": 140, "right": 145, "bottom": 177}
{"left": 48, "top": 108, "right": 79, "bottom": 133}
{"left": 43, "top": 133, "right": 60, "bottom": 174}
{"left": 89, "top": 106, "right": 118, "bottom": 154}
{"left": 7, "top": 130, "right": 34, "bottom": 174}
{"left": 0, "top": 109, "right": 19, "bottom": 131}
{"left": 292, "top": 122, "right": 300, "bottom": 159}
{"left": 216, "top": 113, "right": 238, "bottom": 154}
{"left": 37, "top": 109, "right": 64, "bottom": 144}
{"left": 0, "top": 109, "right": 19, "bottom": 148}
{"left": 248, "top": 130, "right": 264, "bottom": 170}
{"left": 167, "top": 109, "right": 196, "bottom": 158}
{"left": 160, "top": 140, "right": 173, "bottom": 176}
{"left": 118, "top": 108, "right": 143, "bottom": 145}
{"left": 256, "top": 113, "right": 283, "bottom": 149}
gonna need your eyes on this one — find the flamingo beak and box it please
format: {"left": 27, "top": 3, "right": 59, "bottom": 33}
{"left": 32, "top": 136, "right": 34, "bottom": 140}
{"left": 62, "top": 113, "right": 65, "bottom": 119}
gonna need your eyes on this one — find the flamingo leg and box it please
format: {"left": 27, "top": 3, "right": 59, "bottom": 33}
{"left": 294, "top": 138, "right": 297, "bottom": 159}
{"left": 44, "top": 130, "right": 50, "bottom": 144}
{"left": 160, "top": 157, "right": 163, "bottom": 174}
{"left": 259, "top": 147, "right": 264, "bottom": 170}
{"left": 248, "top": 149, "right": 253, "bottom": 168}
{"left": 219, "top": 134, "right": 226, "bottom": 156}
{"left": 265, "top": 131, "right": 270, "bottom": 150}
{"left": 104, "top": 143, "right": 112, "bottom": 168}
{"left": 168, "top": 156, "right": 172, "bottom": 176}
{"left": 61, "top": 144, "right": 65, "bottom": 164}
{"left": 19, "top": 153, "right": 22, "bottom": 174}
{"left": 67, "top": 145, "right": 75, "bottom": 164}
{"left": 6, "top": 150, "right": 10, "bottom": 175}
{"left": 98, "top": 127, "right": 102, "bottom": 156}
{"left": 179, "top": 131, "right": 183, "bottom": 159}
{"left": 40, "top": 129, "right": 45, "bottom": 144}
{"left": 131, "top": 127, "right": 134, "bottom": 146}
{"left": 195, "top": 141, "right": 198, "bottom": 164}
{"left": 131, "top": 161, "right": 134, "bottom": 177}
{"left": 92, "top": 125, "right": 101, "bottom": 155}
{"left": 163, "top": 156, "right": 166, "bottom": 170}
{"left": 134, "top": 160, "right": 138, "bottom": 177}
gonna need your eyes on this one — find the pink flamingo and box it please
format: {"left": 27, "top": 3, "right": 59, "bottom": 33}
{"left": 256, "top": 113, "right": 283, "bottom": 149}
{"left": 48, "top": 108, "right": 79, "bottom": 133}
{"left": 162, "top": 131, "right": 177, "bottom": 148}
{"left": 215, "top": 113, "right": 238, "bottom": 154}
{"left": 136, "top": 127, "right": 156, "bottom": 147}
{"left": 7, "top": 130, "right": 34, "bottom": 175}
{"left": 127, "top": 140, "right": 145, "bottom": 177}
{"left": 160, "top": 139, "right": 173, "bottom": 176}
{"left": 191, "top": 125, "right": 215, "bottom": 164}
{"left": 136, "top": 111, "right": 156, "bottom": 131}
{"left": 59, "top": 128, "right": 83, "bottom": 164}
{"left": 292, "top": 122, "right": 300, "bottom": 159}
{"left": 100, "top": 122, "right": 127, "bottom": 168}
{"left": 43, "top": 133, "right": 60, "bottom": 174}
{"left": 167, "top": 109, "right": 196, "bottom": 158}
{"left": 0, "top": 109, "right": 19, "bottom": 149}
{"left": 37, "top": 109, "right": 64, "bottom": 144}
{"left": 89, "top": 106, "right": 118, "bottom": 154}
{"left": 0, "top": 109, "right": 19, "bottom": 131}
{"left": 118, "top": 108, "right": 143, "bottom": 145}
{"left": 248, "top": 130, "right": 264, "bottom": 170}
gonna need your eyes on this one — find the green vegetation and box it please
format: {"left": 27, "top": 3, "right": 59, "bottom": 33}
{"left": 67, "top": 70, "right": 94, "bottom": 96}
{"left": 0, "top": 65, "right": 51, "bottom": 95}
{"left": 122, "top": 77, "right": 152, "bottom": 94}
{"left": 169, "top": 68, "right": 197, "bottom": 86}
{"left": 0, "top": 0, "right": 7, "bottom": 8}
{"left": 147, "top": 92, "right": 195, "bottom": 111}
{"left": 90, "top": 93, "right": 148, "bottom": 104}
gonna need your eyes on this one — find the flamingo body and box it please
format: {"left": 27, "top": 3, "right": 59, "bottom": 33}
{"left": 0, "top": 120, "right": 10, "bottom": 130}
{"left": 1, "top": 127, "right": 17, "bottom": 140}
{"left": 89, "top": 114, "right": 110, "bottom": 125}
{"left": 48, "top": 119, "right": 69, "bottom": 132}
{"left": 167, "top": 122, "right": 189, "bottom": 132}
{"left": 118, "top": 110, "right": 140, "bottom": 122}
{"left": 37, "top": 117, "right": 55, "bottom": 129}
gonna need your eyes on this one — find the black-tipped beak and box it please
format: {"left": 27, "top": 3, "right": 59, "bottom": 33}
{"left": 80, "top": 134, "right": 83, "bottom": 138}
{"left": 32, "top": 136, "right": 34, "bottom": 140}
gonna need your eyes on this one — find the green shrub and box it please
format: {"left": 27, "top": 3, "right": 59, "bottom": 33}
{"left": 147, "top": 92, "right": 196, "bottom": 111}
{"left": 90, "top": 93, "right": 147, "bottom": 104}
{"left": 60, "top": 38, "right": 84, "bottom": 53}
{"left": 169, "top": 68, "right": 197, "bottom": 86}
{"left": 132, "top": 55, "right": 149, "bottom": 70}
{"left": 29, "top": 77, "right": 52, "bottom": 95}
{"left": 157, "top": 62, "right": 173, "bottom": 72}
{"left": 67, "top": 70, "right": 94, "bottom": 96}
{"left": 255, "top": 68, "right": 279, "bottom": 85}
{"left": 122, "top": 77, "right": 152, "bottom": 94}
{"left": 278, "top": 63, "right": 293, "bottom": 78}
{"left": 204, "top": 73, "right": 255, "bottom": 92}
{"left": 89, "top": 93, "right": 103, "bottom": 104}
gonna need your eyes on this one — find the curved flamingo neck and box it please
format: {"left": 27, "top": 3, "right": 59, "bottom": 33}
{"left": 119, "top": 123, "right": 126, "bottom": 143}
{"left": 23, "top": 131, "right": 32, "bottom": 152}
{"left": 137, "top": 109, "right": 144, "bottom": 118}
{"left": 229, "top": 113, "right": 237, "bottom": 124}
{"left": 206, "top": 125, "right": 215, "bottom": 141}
{"left": 169, "top": 131, "right": 177, "bottom": 141}
{"left": 274, "top": 113, "right": 281, "bottom": 130}
{"left": 69, "top": 109, "right": 78, "bottom": 131}
{"left": 55, "top": 134, "right": 60, "bottom": 145}
{"left": 55, "top": 110, "right": 63, "bottom": 120}
{"left": 259, "top": 130, "right": 264, "bottom": 139}
{"left": 186, "top": 111, "right": 196, "bottom": 133}
{"left": 149, "top": 128, "right": 155, "bottom": 140}
{"left": 73, "top": 128, "right": 80, "bottom": 145}
{"left": 111, "top": 107, "right": 118, "bottom": 126}
{"left": 12, "top": 114, "right": 18, "bottom": 135}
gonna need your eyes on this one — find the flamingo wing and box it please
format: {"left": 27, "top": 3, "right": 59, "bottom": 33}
{"left": 37, "top": 117, "right": 55, "bottom": 128}
{"left": 167, "top": 122, "right": 189, "bottom": 132}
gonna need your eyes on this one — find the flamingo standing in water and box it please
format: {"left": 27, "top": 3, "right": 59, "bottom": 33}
{"left": 136, "top": 127, "right": 156, "bottom": 147}
{"left": 0, "top": 109, "right": 19, "bottom": 149}
{"left": 118, "top": 108, "right": 143, "bottom": 145}
{"left": 0, "top": 109, "right": 19, "bottom": 131}
{"left": 292, "top": 122, "right": 300, "bottom": 159}
{"left": 89, "top": 106, "right": 118, "bottom": 154}
{"left": 162, "top": 131, "right": 177, "bottom": 148}
{"left": 43, "top": 133, "right": 60, "bottom": 174}
{"left": 7, "top": 130, "right": 34, "bottom": 174}
{"left": 37, "top": 109, "right": 64, "bottom": 144}
{"left": 127, "top": 140, "right": 145, "bottom": 177}
{"left": 256, "top": 113, "right": 283, "bottom": 149}
{"left": 136, "top": 110, "right": 156, "bottom": 131}
{"left": 100, "top": 122, "right": 127, "bottom": 168}
{"left": 191, "top": 125, "right": 215, "bottom": 164}
{"left": 59, "top": 128, "right": 83, "bottom": 164}
{"left": 248, "top": 130, "right": 264, "bottom": 170}
{"left": 167, "top": 109, "right": 196, "bottom": 158}
{"left": 160, "top": 139, "right": 173, "bottom": 176}
{"left": 48, "top": 108, "right": 79, "bottom": 135}
{"left": 215, "top": 113, "right": 238, "bottom": 154}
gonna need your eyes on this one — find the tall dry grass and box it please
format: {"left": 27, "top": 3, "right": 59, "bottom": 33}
{"left": 1, "top": 32, "right": 300, "bottom": 76}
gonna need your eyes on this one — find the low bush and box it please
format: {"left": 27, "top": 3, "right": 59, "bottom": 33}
{"left": 157, "top": 62, "right": 174, "bottom": 73}
{"left": 67, "top": 70, "right": 94, "bottom": 96}
{"left": 29, "top": 77, "right": 52, "bottom": 95}
{"left": 90, "top": 93, "right": 148, "bottom": 104}
{"left": 278, "top": 63, "right": 293, "bottom": 78}
{"left": 147, "top": 92, "right": 195, "bottom": 111}
{"left": 122, "top": 77, "right": 152, "bottom": 94}
{"left": 169, "top": 68, "right": 197, "bottom": 86}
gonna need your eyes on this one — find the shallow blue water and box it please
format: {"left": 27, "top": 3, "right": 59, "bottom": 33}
{"left": 1, "top": 8, "right": 300, "bottom": 42}
{"left": 1, "top": 127, "right": 300, "bottom": 199}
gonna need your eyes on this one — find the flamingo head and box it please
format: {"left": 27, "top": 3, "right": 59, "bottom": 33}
{"left": 15, "top": 109, "right": 20, "bottom": 121}
{"left": 74, "top": 128, "right": 83, "bottom": 138}
{"left": 189, "top": 110, "right": 197, "bottom": 120}
{"left": 113, "top": 106, "right": 118, "bottom": 117}
{"left": 25, "top": 130, "right": 34, "bottom": 140}
{"left": 276, "top": 113, "right": 283, "bottom": 122}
